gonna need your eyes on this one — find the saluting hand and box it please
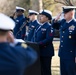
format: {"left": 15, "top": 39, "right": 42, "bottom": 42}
{"left": 55, "top": 12, "right": 63, "bottom": 21}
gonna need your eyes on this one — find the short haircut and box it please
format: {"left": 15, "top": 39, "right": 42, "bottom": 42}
{"left": 0, "top": 29, "right": 8, "bottom": 35}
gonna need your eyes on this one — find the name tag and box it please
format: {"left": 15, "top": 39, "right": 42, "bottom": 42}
{"left": 31, "top": 25, "right": 35, "bottom": 28}
{"left": 41, "top": 28, "right": 46, "bottom": 31}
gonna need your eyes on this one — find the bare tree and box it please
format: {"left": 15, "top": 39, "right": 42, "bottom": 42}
{"left": 43, "top": 0, "right": 56, "bottom": 9}
{"left": 54, "top": 0, "right": 76, "bottom": 6}
{"left": 0, "top": 0, "right": 30, "bottom": 15}
{"left": 43, "top": 0, "right": 76, "bottom": 9}
{"left": 30, "top": 0, "right": 43, "bottom": 12}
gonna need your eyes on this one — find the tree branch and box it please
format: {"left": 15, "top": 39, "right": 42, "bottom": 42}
{"left": 54, "top": 0, "right": 66, "bottom": 5}
{"left": 66, "top": 0, "right": 73, "bottom": 5}
{"left": 70, "top": 0, "right": 74, "bottom": 6}
{"left": 44, "top": 3, "right": 57, "bottom": 9}
{"left": 54, "top": 0, "right": 73, "bottom": 5}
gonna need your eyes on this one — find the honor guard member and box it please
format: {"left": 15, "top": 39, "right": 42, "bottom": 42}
{"left": 13, "top": 6, "right": 26, "bottom": 40}
{"left": 0, "top": 13, "right": 37, "bottom": 75}
{"left": 32, "top": 10, "right": 54, "bottom": 75}
{"left": 52, "top": 6, "right": 76, "bottom": 75}
{"left": 27, "top": 10, "right": 39, "bottom": 41}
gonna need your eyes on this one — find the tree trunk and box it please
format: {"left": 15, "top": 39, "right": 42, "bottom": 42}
{"left": 30, "top": 0, "right": 43, "bottom": 12}
{"left": 0, "top": 0, "right": 30, "bottom": 16}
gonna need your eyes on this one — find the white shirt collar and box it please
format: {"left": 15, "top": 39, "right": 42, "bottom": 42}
{"left": 32, "top": 20, "right": 36, "bottom": 22}
{"left": 66, "top": 19, "right": 73, "bottom": 23}
{"left": 40, "top": 22, "right": 47, "bottom": 25}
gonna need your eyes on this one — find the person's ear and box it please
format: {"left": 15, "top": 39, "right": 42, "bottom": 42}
{"left": 7, "top": 31, "right": 14, "bottom": 43}
{"left": 70, "top": 11, "right": 74, "bottom": 16}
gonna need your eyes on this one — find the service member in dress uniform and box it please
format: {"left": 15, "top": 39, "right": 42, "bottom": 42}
{"left": 27, "top": 10, "right": 39, "bottom": 41}
{"left": 52, "top": 6, "right": 76, "bottom": 75}
{"left": 13, "top": 6, "right": 27, "bottom": 40}
{"left": 32, "top": 10, "right": 54, "bottom": 75}
{"left": 0, "top": 13, "right": 37, "bottom": 75}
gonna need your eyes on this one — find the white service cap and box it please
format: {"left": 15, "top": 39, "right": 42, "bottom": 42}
{"left": 29, "top": 10, "right": 39, "bottom": 15}
{"left": 62, "top": 6, "right": 76, "bottom": 9}
{"left": 62, "top": 6, "right": 76, "bottom": 13}
{"left": 0, "top": 13, "right": 15, "bottom": 30}
{"left": 16, "top": 6, "right": 26, "bottom": 11}
{"left": 40, "top": 10, "right": 52, "bottom": 20}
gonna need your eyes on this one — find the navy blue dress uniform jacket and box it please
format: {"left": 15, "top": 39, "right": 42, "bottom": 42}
{"left": 27, "top": 20, "right": 39, "bottom": 41}
{"left": 52, "top": 19, "right": 76, "bottom": 60}
{"left": 0, "top": 42, "right": 37, "bottom": 75}
{"left": 14, "top": 15, "right": 26, "bottom": 40}
{"left": 32, "top": 22, "right": 54, "bottom": 57}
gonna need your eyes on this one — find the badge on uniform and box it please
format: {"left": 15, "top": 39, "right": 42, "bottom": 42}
{"left": 16, "top": 20, "right": 19, "bottom": 22}
{"left": 31, "top": 25, "right": 35, "bottom": 28}
{"left": 69, "top": 25, "right": 75, "bottom": 31}
{"left": 51, "top": 29, "right": 53, "bottom": 33}
{"left": 49, "top": 29, "right": 53, "bottom": 36}
{"left": 41, "top": 28, "right": 46, "bottom": 31}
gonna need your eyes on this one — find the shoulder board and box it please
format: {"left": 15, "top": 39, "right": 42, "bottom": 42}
{"left": 21, "top": 43, "right": 28, "bottom": 48}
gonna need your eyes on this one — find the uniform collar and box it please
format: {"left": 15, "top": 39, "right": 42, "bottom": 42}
{"left": 41, "top": 22, "right": 48, "bottom": 26}
{"left": 32, "top": 20, "right": 36, "bottom": 22}
{"left": 48, "top": 22, "right": 51, "bottom": 26}
{"left": 17, "top": 14, "right": 24, "bottom": 18}
{"left": 61, "top": 19, "right": 74, "bottom": 30}
{"left": 66, "top": 19, "right": 73, "bottom": 23}
{"left": 30, "top": 20, "right": 37, "bottom": 24}
{"left": 0, "top": 42, "right": 9, "bottom": 47}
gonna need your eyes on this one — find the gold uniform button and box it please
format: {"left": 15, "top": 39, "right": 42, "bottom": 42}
{"left": 70, "top": 51, "right": 72, "bottom": 52}
{"left": 61, "top": 45, "right": 63, "bottom": 47}
{"left": 61, "top": 41, "right": 63, "bottom": 42}
{"left": 69, "top": 36, "right": 71, "bottom": 38}
{"left": 62, "top": 36, "right": 64, "bottom": 38}
{"left": 63, "top": 31, "right": 65, "bottom": 33}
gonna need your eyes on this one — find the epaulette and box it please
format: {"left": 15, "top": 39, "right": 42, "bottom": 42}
{"left": 21, "top": 43, "right": 28, "bottom": 48}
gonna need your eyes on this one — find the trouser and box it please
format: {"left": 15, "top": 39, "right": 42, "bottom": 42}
{"left": 40, "top": 57, "right": 52, "bottom": 75}
{"left": 60, "top": 58, "right": 76, "bottom": 75}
